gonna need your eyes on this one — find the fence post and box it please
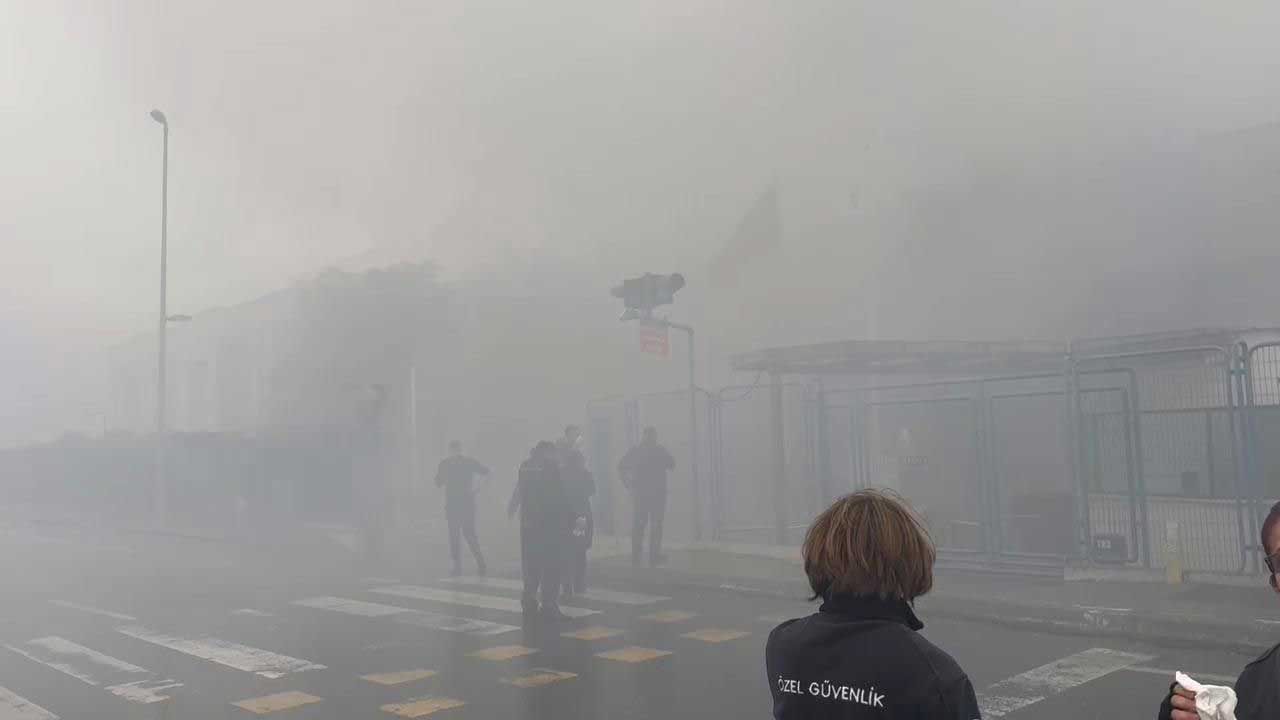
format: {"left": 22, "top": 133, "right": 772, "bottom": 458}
{"left": 1066, "top": 354, "right": 1092, "bottom": 562}
{"left": 815, "top": 384, "right": 834, "bottom": 507}
{"left": 1239, "top": 342, "right": 1261, "bottom": 572}
{"left": 771, "top": 372, "right": 788, "bottom": 545}
{"left": 1165, "top": 520, "right": 1184, "bottom": 584}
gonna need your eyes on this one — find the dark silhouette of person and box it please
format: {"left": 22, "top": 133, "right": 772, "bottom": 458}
{"left": 557, "top": 425, "right": 595, "bottom": 597}
{"left": 618, "top": 426, "right": 675, "bottom": 567}
{"left": 434, "top": 440, "right": 489, "bottom": 576}
{"left": 509, "top": 441, "right": 573, "bottom": 620}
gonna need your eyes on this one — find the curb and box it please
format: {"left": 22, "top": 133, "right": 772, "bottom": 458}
{"left": 589, "top": 559, "right": 1277, "bottom": 657}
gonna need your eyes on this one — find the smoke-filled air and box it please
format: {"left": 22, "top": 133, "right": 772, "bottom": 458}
{"left": 4, "top": 2, "right": 1280, "bottom": 719}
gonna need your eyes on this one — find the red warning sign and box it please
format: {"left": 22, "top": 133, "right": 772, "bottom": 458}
{"left": 638, "top": 321, "right": 670, "bottom": 357}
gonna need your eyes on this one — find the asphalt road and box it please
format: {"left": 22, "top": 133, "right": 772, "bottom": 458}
{"left": 0, "top": 520, "right": 1258, "bottom": 720}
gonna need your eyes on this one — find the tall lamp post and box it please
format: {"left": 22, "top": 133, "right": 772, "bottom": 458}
{"left": 150, "top": 109, "right": 169, "bottom": 525}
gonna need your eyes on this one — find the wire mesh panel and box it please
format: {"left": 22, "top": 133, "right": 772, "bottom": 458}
{"left": 857, "top": 390, "right": 984, "bottom": 552}
{"left": 988, "top": 391, "right": 1074, "bottom": 557}
{"left": 1077, "top": 346, "right": 1250, "bottom": 573}
{"left": 714, "top": 382, "right": 815, "bottom": 544}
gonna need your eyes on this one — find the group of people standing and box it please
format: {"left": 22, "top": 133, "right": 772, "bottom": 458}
{"left": 434, "top": 424, "right": 674, "bottom": 621}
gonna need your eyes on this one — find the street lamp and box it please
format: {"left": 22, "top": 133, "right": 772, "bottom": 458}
{"left": 151, "top": 108, "right": 169, "bottom": 525}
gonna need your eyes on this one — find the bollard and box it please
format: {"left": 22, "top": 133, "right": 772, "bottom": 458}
{"left": 1165, "top": 520, "right": 1184, "bottom": 585}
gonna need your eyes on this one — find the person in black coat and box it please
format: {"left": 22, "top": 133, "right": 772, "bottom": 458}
{"left": 434, "top": 440, "right": 489, "bottom": 576}
{"left": 557, "top": 425, "right": 595, "bottom": 598}
{"left": 766, "top": 489, "right": 980, "bottom": 720}
{"left": 618, "top": 426, "right": 675, "bottom": 566}
{"left": 508, "top": 441, "right": 573, "bottom": 621}
{"left": 1158, "top": 500, "right": 1280, "bottom": 719}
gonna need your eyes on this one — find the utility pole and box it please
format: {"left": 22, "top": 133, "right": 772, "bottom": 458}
{"left": 150, "top": 109, "right": 169, "bottom": 526}
{"left": 660, "top": 319, "right": 700, "bottom": 542}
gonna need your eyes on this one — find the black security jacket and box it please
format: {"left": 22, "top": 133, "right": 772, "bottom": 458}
{"left": 766, "top": 594, "right": 980, "bottom": 719}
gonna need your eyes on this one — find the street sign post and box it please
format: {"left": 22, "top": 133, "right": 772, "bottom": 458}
{"left": 638, "top": 321, "right": 670, "bottom": 357}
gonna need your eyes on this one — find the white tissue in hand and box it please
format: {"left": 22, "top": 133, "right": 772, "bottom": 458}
{"left": 1175, "top": 671, "right": 1237, "bottom": 720}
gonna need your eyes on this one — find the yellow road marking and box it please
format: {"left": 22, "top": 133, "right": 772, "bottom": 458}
{"left": 637, "top": 610, "right": 696, "bottom": 624}
{"left": 232, "top": 691, "right": 322, "bottom": 715}
{"left": 562, "top": 626, "right": 625, "bottom": 641}
{"left": 595, "top": 646, "right": 673, "bottom": 663}
{"left": 501, "top": 669, "right": 578, "bottom": 688}
{"left": 681, "top": 628, "right": 751, "bottom": 643}
{"left": 362, "top": 669, "right": 438, "bottom": 686}
{"left": 469, "top": 645, "right": 538, "bottom": 661}
{"left": 381, "top": 696, "right": 466, "bottom": 718}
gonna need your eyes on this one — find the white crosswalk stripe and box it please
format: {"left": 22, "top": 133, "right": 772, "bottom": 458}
{"left": 293, "top": 596, "right": 412, "bottom": 617}
{"left": 0, "top": 687, "right": 58, "bottom": 720}
{"left": 978, "top": 647, "right": 1154, "bottom": 717}
{"left": 293, "top": 596, "right": 519, "bottom": 636}
{"left": 48, "top": 601, "right": 137, "bottom": 622}
{"left": 5, "top": 637, "right": 181, "bottom": 704}
{"left": 1124, "top": 665, "right": 1236, "bottom": 685}
{"left": 372, "top": 585, "right": 599, "bottom": 618}
{"left": 440, "top": 576, "right": 670, "bottom": 605}
{"left": 116, "top": 626, "right": 326, "bottom": 679}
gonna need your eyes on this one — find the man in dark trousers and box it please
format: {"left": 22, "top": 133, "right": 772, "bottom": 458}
{"left": 434, "top": 440, "right": 489, "bottom": 577}
{"left": 557, "top": 425, "right": 595, "bottom": 598}
{"left": 618, "top": 426, "right": 675, "bottom": 567}
{"left": 508, "top": 441, "right": 573, "bottom": 621}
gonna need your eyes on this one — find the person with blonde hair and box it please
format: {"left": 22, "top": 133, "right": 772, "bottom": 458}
{"left": 766, "top": 489, "right": 980, "bottom": 719}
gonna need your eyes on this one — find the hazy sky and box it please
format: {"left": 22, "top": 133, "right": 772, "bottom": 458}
{"left": 5, "top": 0, "right": 1280, "bottom": 376}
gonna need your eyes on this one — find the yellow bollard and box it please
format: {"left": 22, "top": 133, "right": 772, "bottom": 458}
{"left": 1165, "top": 520, "right": 1184, "bottom": 585}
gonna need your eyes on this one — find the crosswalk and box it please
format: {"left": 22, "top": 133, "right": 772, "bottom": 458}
{"left": 115, "top": 625, "right": 327, "bottom": 679}
{"left": 0, "top": 686, "right": 58, "bottom": 720}
{"left": 371, "top": 585, "right": 601, "bottom": 619}
{"left": 439, "top": 576, "right": 670, "bottom": 605}
{"left": 4, "top": 636, "right": 182, "bottom": 704}
{"left": 977, "top": 648, "right": 1155, "bottom": 718}
{"left": 0, "top": 572, "right": 1231, "bottom": 719}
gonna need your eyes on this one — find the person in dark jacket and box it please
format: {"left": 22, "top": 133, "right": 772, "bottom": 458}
{"left": 618, "top": 426, "right": 675, "bottom": 566}
{"left": 766, "top": 489, "right": 980, "bottom": 720}
{"left": 1159, "top": 499, "right": 1280, "bottom": 719}
{"left": 508, "top": 441, "right": 573, "bottom": 621}
{"left": 557, "top": 425, "right": 595, "bottom": 598}
{"left": 434, "top": 440, "right": 489, "bottom": 577}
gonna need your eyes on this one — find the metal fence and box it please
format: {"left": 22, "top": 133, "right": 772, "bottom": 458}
{"left": 1069, "top": 345, "right": 1258, "bottom": 573}
{"left": 584, "top": 333, "right": 1280, "bottom": 576}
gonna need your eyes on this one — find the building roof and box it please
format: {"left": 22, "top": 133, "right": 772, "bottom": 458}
{"left": 1071, "top": 327, "right": 1280, "bottom": 359}
{"left": 730, "top": 339, "right": 1066, "bottom": 377}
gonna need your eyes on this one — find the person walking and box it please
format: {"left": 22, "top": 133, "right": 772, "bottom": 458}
{"left": 434, "top": 440, "right": 489, "bottom": 577}
{"left": 618, "top": 426, "right": 675, "bottom": 567}
{"left": 557, "top": 425, "right": 595, "bottom": 598}
{"left": 509, "top": 441, "right": 573, "bottom": 621}
{"left": 766, "top": 489, "right": 981, "bottom": 719}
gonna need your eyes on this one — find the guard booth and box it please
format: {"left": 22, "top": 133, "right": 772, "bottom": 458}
{"left": 728, "top": 339, "right": 1074, "bottom": 566}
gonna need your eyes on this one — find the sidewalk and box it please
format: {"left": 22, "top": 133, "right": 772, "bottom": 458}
{"left": 586, "top": 536, "right": 1280, "bottom": 655}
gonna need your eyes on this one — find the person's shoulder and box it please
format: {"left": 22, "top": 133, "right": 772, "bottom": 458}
{"left": 766, "top": 615, "right": 810, "bottom": 652}
{"left": 1234, "top": 641, "right": 1280, "bottom": 714}
{"left": 902, "top": 627, "right": 968, "bottom": 683}
{"left": 1240, "top": 640, "right": 1280, "bottom": 679}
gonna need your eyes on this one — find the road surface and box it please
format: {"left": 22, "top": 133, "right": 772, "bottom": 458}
{"left": 0, "top": 519, "right": 1254, "bottom": 720}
